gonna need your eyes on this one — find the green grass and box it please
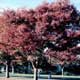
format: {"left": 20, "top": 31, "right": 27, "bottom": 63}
{"left": 0, "top": 72, "right": 80, "bottom": 79}
{"left": 10, "top": 73, "right": 80, "bottom": 78}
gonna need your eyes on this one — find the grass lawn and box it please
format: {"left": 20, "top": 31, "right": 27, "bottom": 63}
{"left": 12, "top": 73, "right": 80, "bottom": 78}
{"left": 0, "top": 73, "right": 80, "bottom": 80}
{"left": 0, "top": 78, "right": 32, "bottom": 80}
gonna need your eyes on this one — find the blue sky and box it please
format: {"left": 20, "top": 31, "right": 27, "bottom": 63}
{"left": 0, "top": 0, "right": 80, "bottom": 11}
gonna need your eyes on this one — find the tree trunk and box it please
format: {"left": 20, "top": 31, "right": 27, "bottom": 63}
{"left": 31, "top": 61, "right": 38, "bottom": 80}
{"left": 28, "top": 62, "right": 31, "bottom": 73}
{"left": 6, "top": 61, "right": 10, "bottom": 78}
{"left": 62, "top": 68, "right": 64, "bottom": 77}
{"left": 12, "top": 65, "right": 14, "bottom": 74}
{"left": 48, "top": 71, "right": 51, "bottom": 80}
{"left": 34, "top": 68, "right": 38, "bottom": 80}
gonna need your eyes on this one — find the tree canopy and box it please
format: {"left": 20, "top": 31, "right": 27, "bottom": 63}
{"left": 0, "top": 0, "right": 80, "bottom": 67}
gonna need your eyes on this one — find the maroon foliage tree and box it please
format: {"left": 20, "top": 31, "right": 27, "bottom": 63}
{"left": 0, "top": 0, "right": 80, "bottom": 79}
